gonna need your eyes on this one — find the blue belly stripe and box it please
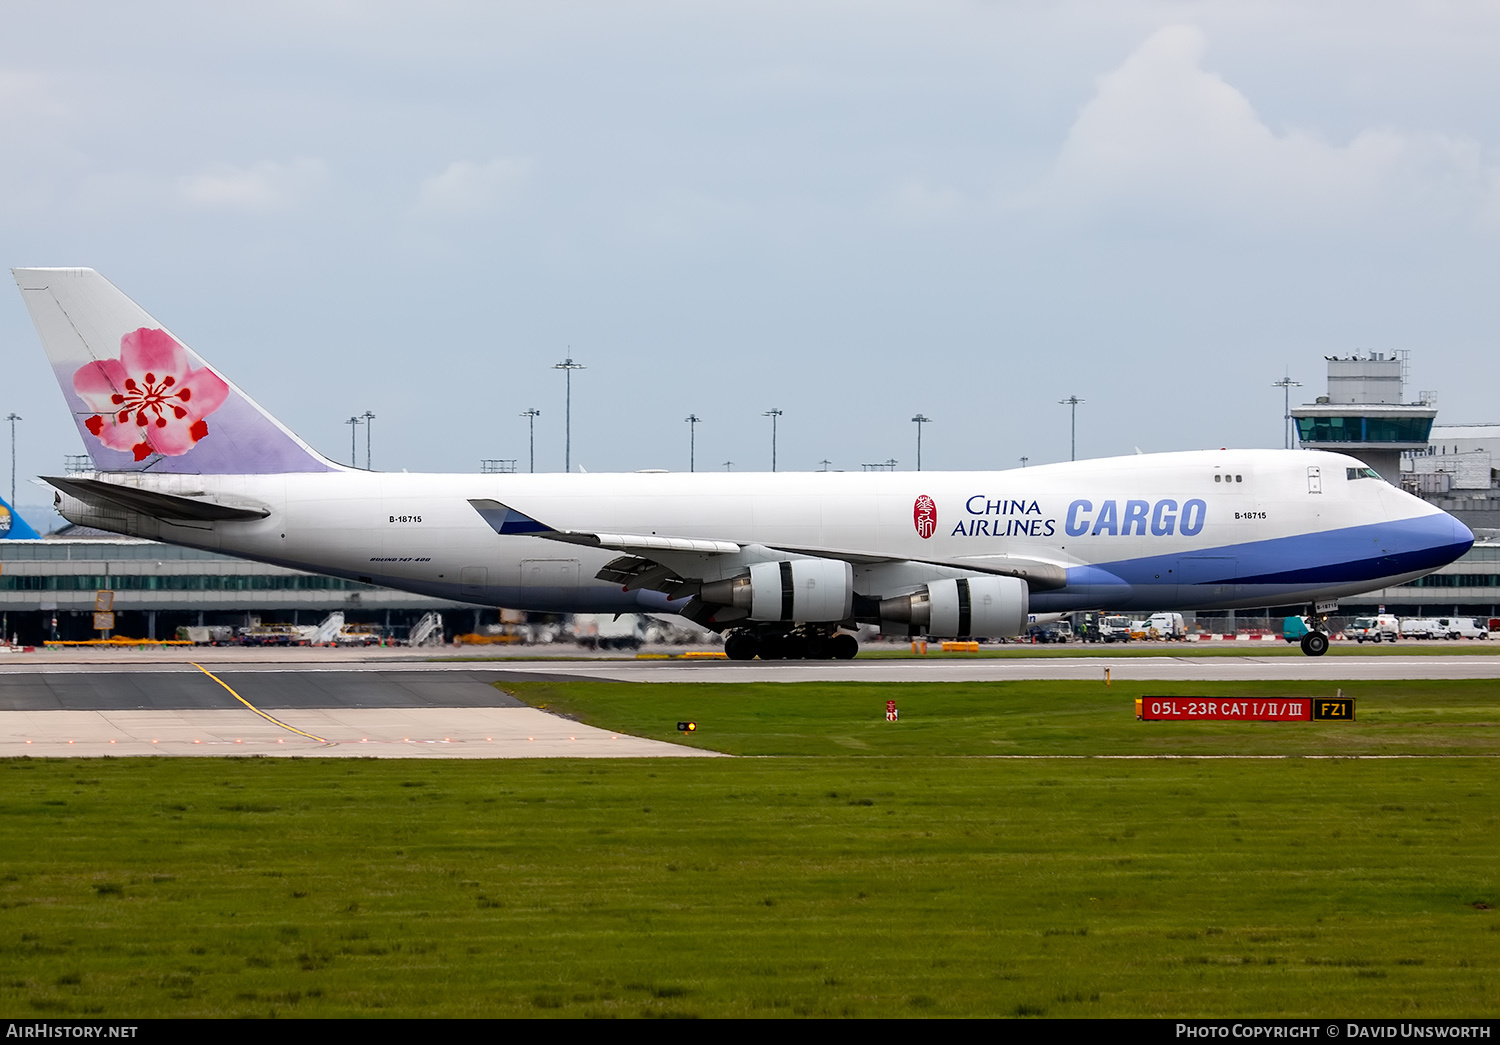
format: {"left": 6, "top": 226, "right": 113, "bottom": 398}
{"left": 1066, "top": 513, "right": 1472, "bottom": 589}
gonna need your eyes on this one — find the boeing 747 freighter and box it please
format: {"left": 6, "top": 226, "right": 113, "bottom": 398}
{"left": 12, "top": 268, "right": 1474, "bottom": 658}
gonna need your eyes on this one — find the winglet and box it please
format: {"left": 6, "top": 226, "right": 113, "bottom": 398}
{"left": 468, "top": 499, "right": 555, "bottom": 535}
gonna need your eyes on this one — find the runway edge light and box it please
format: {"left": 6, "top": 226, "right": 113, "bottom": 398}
{"left": 677, "top": 721, "right": 697, "bottom": 733}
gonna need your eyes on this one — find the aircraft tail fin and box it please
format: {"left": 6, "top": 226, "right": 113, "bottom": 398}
{"left": 11, "top": 268, "right": 336, "bottom": 475}
{"left": 0, "top": 494, "right": 41, "bottom": 540}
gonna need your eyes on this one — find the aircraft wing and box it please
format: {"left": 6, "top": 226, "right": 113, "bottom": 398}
{"left": 468, "top": 498, "right": 1068, "bottom": 596}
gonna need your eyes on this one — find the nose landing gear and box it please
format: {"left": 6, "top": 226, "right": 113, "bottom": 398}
{"left": 1299, "top": 629, "right": 1329, "bottom": 657}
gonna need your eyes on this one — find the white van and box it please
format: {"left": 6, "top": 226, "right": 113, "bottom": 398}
{"left": 1400, "top": 618, "right": 1443, "bottom": 640}
{"left": 1435, "top": 617, "right": 1490, "bottom": 640}
{"left": 1143, "top": 612, "right": 1186, "bottom": 640}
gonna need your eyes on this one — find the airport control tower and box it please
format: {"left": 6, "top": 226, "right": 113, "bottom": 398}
{"left": 1290, "top": 353, "right": 1436, "bottom": 483}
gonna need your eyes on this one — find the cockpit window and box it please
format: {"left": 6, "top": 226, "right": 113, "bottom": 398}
{"left": 1346, "top": 467, "right": 1381, "bottom": 480}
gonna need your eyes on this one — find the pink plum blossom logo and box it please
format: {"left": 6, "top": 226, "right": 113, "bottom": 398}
{"left": 73, "top": 328, "right": 230, "bottom": 462}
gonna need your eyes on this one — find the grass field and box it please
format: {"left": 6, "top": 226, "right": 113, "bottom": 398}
{"left": 0, "top": 678, "right": 1496, "bottom": 1018}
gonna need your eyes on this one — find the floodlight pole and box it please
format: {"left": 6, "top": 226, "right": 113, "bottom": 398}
{"left": 685, "top": 414, "right": 701, "bottom": 472}
{"left": 1058, "top": 396, "right": 1085, "bottom": 462}
{"left": 521, "top": 408, "right": 540, "bottom": 473}
{"left": 763, "top": 408, "right": 783, "bottom": 472}
{"left": 911, "top": 413, "right": 931, "bottom": 471}
{"left": 362, "top": 411, "right": 375, "bottom": 469}
{"left": 6, "top": 413, "right": 19, "bottom": 506}
{"left": 554, "top": 357, "right": 586, "bottom": 473}
{"left": 1272, "top": 374, "right": 1302, "bottom": 450}
{"left": 345, "top": 415, "right": 362, "bottom": 467}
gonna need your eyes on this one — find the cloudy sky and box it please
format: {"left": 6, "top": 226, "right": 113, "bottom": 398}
{"left": 4, "top": 1, "right": 1499, "bottom": 515}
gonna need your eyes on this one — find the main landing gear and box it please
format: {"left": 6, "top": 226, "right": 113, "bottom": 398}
{"left": 723, "top": 626, "right": 859, "bottom": 661}
{"left": 1297, "top": 610, "right": 1330, "bottom": 657}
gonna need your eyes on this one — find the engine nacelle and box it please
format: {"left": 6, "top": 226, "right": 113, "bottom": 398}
{"left": 878, "top": 576, "right": 1029, "bottom": 639}
{"left": 700, "top": 558, "right": 854, "bottom": 622}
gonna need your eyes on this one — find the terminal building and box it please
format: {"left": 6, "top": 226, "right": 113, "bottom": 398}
{"left": 0, "top": 524, "right": 479, "bottom": 646}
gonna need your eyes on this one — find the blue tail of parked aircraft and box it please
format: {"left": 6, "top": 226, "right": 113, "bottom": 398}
{"left": 0, "top": 495, "right": 40, "bottom": 540}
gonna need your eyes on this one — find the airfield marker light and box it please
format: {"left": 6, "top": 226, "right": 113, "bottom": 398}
{"left": 1104, "top": 667, "right": 1111, "bottom": 686}
{"left": 677, "top": 721, "right": 697, "bottom": 733}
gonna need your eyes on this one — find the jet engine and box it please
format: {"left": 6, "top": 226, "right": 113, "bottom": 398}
{"left": 878, "top": 576, "right": 1028, "bottom": 639}
{"left": 700, "top": 558, "right": 854, "bottom": 622}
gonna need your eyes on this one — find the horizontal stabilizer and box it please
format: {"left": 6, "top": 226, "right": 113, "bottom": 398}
{"left": 44, "top": 476, "right": 270, "bottom": 522}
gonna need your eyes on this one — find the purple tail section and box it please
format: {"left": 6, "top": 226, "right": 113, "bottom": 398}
{"left": 12, "top": 268, "right": 336, "bottom": 474}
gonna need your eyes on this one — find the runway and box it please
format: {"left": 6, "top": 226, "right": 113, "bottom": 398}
{"left": 1, "top": 650, "right": 1496, "bottom": 758}
{"left": 0, "top": 662, "right": 717, "bottom": 759}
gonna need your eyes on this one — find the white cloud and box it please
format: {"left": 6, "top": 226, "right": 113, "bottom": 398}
{"left": 876, "top": 180, "right": 965, "bottom": 225}
{"left": 416, "top": 158, "right": 531, "bottom": 216}
{"left": 178, "top": 157, "right": 328, "bottom": 212}
{"left": 1041, "top": 25, "right": 1500, "bottom": 232}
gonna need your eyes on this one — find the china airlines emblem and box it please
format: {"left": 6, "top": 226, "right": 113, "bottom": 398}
{"left": 913, "top": 494, "right": 937, "bottom": 539}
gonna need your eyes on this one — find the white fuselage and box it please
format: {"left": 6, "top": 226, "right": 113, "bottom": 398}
{"left": 53, "top": 448, "right": 1473, "bottom": 619}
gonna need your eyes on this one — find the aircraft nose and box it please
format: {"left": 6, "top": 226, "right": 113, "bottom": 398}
{"left": 1450, "top": 512, "right": 1476, "bottom": 555}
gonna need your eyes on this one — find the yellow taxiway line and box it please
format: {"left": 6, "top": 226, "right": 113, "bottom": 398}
{"left": 191, "top": 662, "right": 331, "bottom": 744}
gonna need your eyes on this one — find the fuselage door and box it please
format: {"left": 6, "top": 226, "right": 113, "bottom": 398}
{"left": 1176, "top": 556, "right": 1239, "bottom": 604}
{"left": 1307, "top": 466, "right": 1322, "bottom": 494}
{"left": 520, "top": 559, "right": 582, "bottom": 607}
{"left": 460, "top": 566, "right": 488, "bottom": 599}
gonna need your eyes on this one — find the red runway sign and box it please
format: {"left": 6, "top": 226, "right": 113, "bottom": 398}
{"left": 1137, "top": 697, "right": 1355, "bottom": 722}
